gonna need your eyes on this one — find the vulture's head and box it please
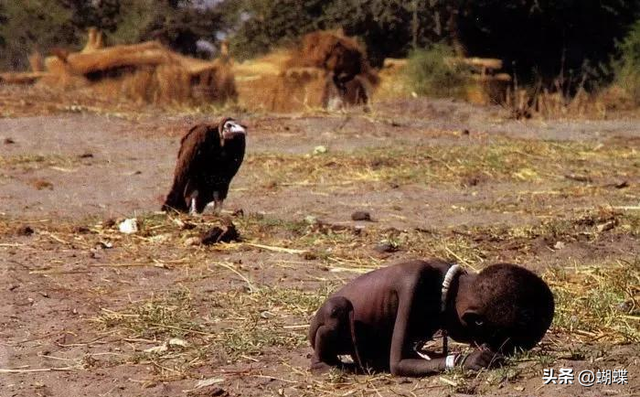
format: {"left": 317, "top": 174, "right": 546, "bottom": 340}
{"left": 218, "top": 117, "right": 247, "bottom": 147}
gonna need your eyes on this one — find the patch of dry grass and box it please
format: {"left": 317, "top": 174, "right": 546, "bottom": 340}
{"left": 0, "top": 153, "right": 80, "bottom": 170}
{"left": 92, "top": 284, "right": 333, "bottom": 380}
{"left": 244, "top": 139, "right": 639, "bottom": 189}
{"left": 546, "top": 259, "right": 640, "bottom": 343}
{"left": 210, "top": 286, "right": 329, "bottom": 357}
{"left": 96, "top": 288, "right": 201, "bottom": 339}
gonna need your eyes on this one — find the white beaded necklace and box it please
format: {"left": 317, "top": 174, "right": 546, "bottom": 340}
{"left": 441, "top": 264, "right": 462, "bottom": 357}
{"left": 415, "top": 264, "right": 464, "bottom": 363}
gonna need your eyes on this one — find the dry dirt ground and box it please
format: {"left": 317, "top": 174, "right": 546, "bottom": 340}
{"left": 0, "top": 87, "right": 639, "bottom": 397}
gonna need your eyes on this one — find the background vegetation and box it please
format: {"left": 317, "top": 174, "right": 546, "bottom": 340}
{"left": 615, "top": 19, "right": 640, "bottom": 104}
{"left": 1, "top": 0, "right": 639, "bottom": 95}
{"left": 405, "top": 44, "right": 470, "bottom": 98}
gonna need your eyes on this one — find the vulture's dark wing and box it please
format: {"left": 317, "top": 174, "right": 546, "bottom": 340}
{"left": 163, "top": 125, "right": 215, "bottom": 211}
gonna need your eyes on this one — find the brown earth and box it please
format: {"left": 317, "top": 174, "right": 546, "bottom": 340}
{"left": 0, "top": 86, "right": 639, "bottom": 397}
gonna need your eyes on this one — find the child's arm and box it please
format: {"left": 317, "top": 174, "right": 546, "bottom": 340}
{"left": 390, "top": 348, "right": 500, "bottom": 376}
{"left": 388, "top": 280, "right": 443, "bottom": 376}
{"left": 388, "top": 280, "right": 500, "bottom": 376}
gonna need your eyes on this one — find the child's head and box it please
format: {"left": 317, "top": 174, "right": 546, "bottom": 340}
{"left": 461, "top": 264, "right": 554, "bottom": 353}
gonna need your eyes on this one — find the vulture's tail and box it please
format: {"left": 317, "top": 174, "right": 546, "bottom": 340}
{"left": 161, "top": 187, "right": 188, "bottom": 213}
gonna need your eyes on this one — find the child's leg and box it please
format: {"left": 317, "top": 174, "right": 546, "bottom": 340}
{"left": 309, "top": 296, "right": 360, "bottom": 373}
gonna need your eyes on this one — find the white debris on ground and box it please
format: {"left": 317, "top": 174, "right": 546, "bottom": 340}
{"left": 118, "top": 218, "right": 138, "bottom": 234}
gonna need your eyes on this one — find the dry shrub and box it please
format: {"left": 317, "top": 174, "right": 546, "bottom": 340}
{"left": 235, "top": 74, "right": 280, "bottom": 112}
{"left": 287, "top": 31, "right": 364, "bottom": 74}
{"left": 374, "top": 58, "right": 411, "bottom": 100}
{"left": 123, "top": 67, "right": 155, "bottom": 102}
{"left": 235, "top": 31, "right": 378, "bottom": 112}
{"left": 87, "top": 62, "right": 237, "bottom": 106}
{"left": 234, "top": 50, "right": 295, "bottom": 111}
{"left": 234, "top": 50, "right": 290, "bottom": 78}
{"left": 35, "top": 30, "right": 237, "bottom": 106}
{"left": 405, "top": 45, "right": 471, "bottom": 99}
{"left": 155, "top": 64, "right": 192, "bottom": 104}
{"left": 466, "top": 75, "right": 511, "bottom": 105}
{"left": 598, "top": 85, "right": 636, "bottom": 112}
{"left": 273, "top": 67, "right": 326, "bottom": 112}
{"left": 28, "top": 52, "right": 44, "bottom": 72}
{"left": 287, "top": 30, "right": 379, "bottom": 110}
{"left": 209, "top": 59, "right": 238, "bottom": 103}
{"left": 39, "top": 57, "right": 88, "bottom": 89}
{"left": 238, "top": 67, "right": 326, "bottom": 112}
{"left": 402, "top": 46, "right": 511, "bottom": 105}
{"left": 88, "top": 66, "right": 150, "bottom": 103}
{"left": 506, "top": 86, "right": 620, "bottom": 119}
{"left": 614, "top": 20, "right": 640, "bottom": 105}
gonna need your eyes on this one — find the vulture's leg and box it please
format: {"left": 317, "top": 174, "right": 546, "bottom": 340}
{"left": 189, "top": 198, "right": 198, "bottom": 216}
{"left": 184, "top": 183, "right": 200, "bottom": 216}
{"left": 212, "top": 191, "right": 224, "bottom": 213}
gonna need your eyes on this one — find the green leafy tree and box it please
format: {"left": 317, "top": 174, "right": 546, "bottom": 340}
{"left": 226, "top": 0, "right": 327, "bottom": 61}
{"left": 616, "top": 19, "right": 640, "bottom": 103}
{"left": 0, "top": 3, "right": 7, "bottom": 50}
{"left": 139, "top": 2, "right": 226, "bottom": 55}
{"left": 93, "top": 0, "right": 227, "bottom": 55}
{"left": 226, "top": 0, "right": 639, "bottom": 89}
{"left": 322, "top": 0, "right": 452, "bottom": 66}
{"left": 455, "top": 0, "right": 640, "bottom": 87}
{"left": 1, "top": 0, "right": 638, "bottom": 91}
{"left": 55, "top": 0, "right": 226, "bottom": 55}
{"left": 406, "top": 44, "right": 470, "bottom": 98}
{"left": 0, "top": 0, "right": 229, "bottom": 71}
{"left": 104, "top": 0, "right": 157, "bottom": 45}
{"left": 226, "top": 0, "right": 451, "bottom": 66}
{"left": 0, "top": 0, "right": 77, "bottom": 70}
{"left": 61, "top": 0, "right": 123, "bottom": 32}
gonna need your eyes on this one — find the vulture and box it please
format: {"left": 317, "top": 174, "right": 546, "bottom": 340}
{"left": 162, "top": 117, "right": 246, "bottom": 214}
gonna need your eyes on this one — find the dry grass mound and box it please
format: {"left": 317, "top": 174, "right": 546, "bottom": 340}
{"left": 234, "top": 31, "right": 379, "bottom": 112}
{"left": 2, "top": 28, "right": 237, "bottom": 106}
{"left": 287, "top": 30, "right": 374, "bottom": 81}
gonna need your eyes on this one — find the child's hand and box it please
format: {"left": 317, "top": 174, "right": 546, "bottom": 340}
{"left": 461, "top": 347, "right": 504, "bottom": 370}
